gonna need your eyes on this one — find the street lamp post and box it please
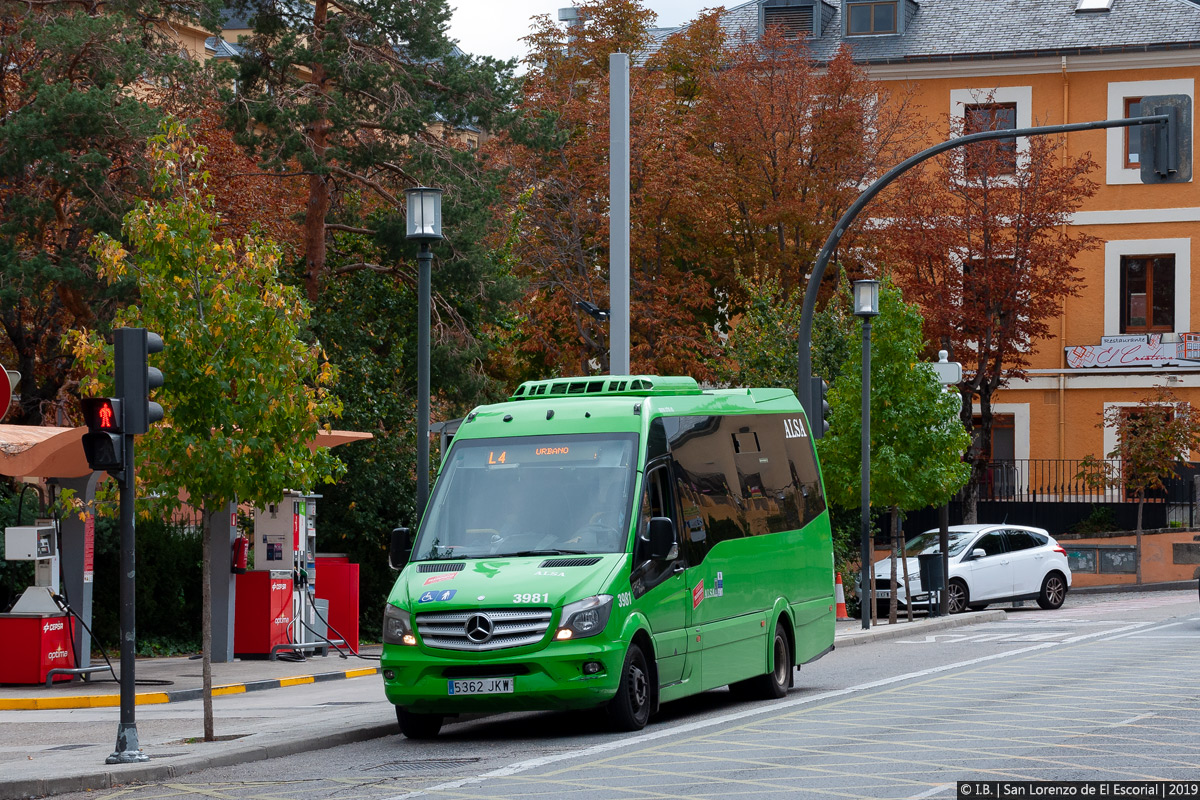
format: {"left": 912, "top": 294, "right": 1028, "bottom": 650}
{"left": 853, "top": 280, "right": 880, "bottom": 630}
{"left": 405, "top": 186, "right": 443, "bottom": 520}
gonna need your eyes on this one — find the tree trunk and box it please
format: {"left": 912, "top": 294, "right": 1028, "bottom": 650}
{"left": 202, "top": 507, "right": 214, "bottom": 741}
{"left": 888, "top": 507, "right": 898, "bottom": 624}
{"left": 301, "top": 0, "right": 331, "bottom": 302}
{"left": 1135, "top": 492, "right": 1144, "bottom": 585}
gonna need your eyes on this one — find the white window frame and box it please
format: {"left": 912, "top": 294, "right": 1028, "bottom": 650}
{"left": 1102, "top": 401, "right": 1191, "bottom": 460}
{"left": 950, "top": 86, "right": 1033, "bottom": 161}
{"left": 1105, "top": 78, "right": 1194, "bottom": 186}
{"left": 1103, "top": 238, "right": 1191, "bottom": 337}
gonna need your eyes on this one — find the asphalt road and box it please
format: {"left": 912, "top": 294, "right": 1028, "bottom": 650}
{"left": 51, "top": 589, "right": 1200, "bottom": 800}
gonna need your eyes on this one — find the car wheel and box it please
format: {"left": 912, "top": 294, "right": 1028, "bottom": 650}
{"left": 968, "top": 603, "right": 989, "bottom": 612}
{"left": 607, "top": 642, "right": 653, "bottom": 731}
{"left": 947, "top": 579, "right": 969, "bottom": 614}
{"left": 1037, "top": 572, "right": 1068, "bottom": 610}
{"left": 396, "top": 707, "right": 443, "bottom": 740}
{"left": 730, "top": 620, "right": 792, "bottom": 700}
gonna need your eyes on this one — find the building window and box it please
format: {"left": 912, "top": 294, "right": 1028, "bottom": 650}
{"left": 846, "top": 1, "right": 896, "bottom": 35}
{"left": 964, "top": 102, "right": 1018, "bottom": 175}
{"left": 764, "top": 2, "right": 814, "bottom": 39}
{"left": 1124, "top": 97, "right": 1142, "bottom": 168}
{"left": 1120, "top": 255, "right": 1175, "bottom": 333}
{"left": 1106, "top": 78, "right": 1193, "bottom": 185}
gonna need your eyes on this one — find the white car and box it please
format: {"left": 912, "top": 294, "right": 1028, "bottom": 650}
{"left": 872, "top": 524, "right": 1072, "bottom": 615}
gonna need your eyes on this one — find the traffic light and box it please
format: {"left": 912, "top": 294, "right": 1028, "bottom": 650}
{"left": 115, "top": 328, "right": 164, "bottom": 434}
{"left": 81, "top": 397, "right": 124, "bottom": 472}
{"left": 1140, "top": 94, "right": 1192, "bottom": 184}
{"left": 810, "top": 376, "right": 831, "bottom": 438}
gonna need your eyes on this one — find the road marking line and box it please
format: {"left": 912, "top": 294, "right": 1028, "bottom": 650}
{"left": 382, "top": 619, "right": 1162, "bottom": 800}
{"left": 908, "top": 784, "right": 955, "bottom": 799}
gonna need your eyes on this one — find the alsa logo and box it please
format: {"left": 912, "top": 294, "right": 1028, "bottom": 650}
{"left": 783, "top": 418, "right": 808, "bottom": 439}
{"left": 47, "top": 647, "right": 70, "bottom": 661}
{"left": 42, "top": 621, "right": 65, "bottom": 634}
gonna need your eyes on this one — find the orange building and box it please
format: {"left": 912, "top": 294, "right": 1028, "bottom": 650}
{"left": 660, "top": 0, "right": 1199, "bottom": 473}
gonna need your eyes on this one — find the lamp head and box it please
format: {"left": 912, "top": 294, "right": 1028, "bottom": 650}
{"left": 852, "top": 279, "right": 880, "bottom": 318}
{"left": 405, "top": 186, "right": 443, "bottom": 241}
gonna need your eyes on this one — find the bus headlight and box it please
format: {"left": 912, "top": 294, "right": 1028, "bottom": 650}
{"left": 555, "top": 595, "right": 613, "bottom": 640}
{"left": 383, "top": 604, "right": 416, "bottom": 646}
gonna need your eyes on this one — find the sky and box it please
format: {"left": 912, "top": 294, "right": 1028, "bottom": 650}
{"left": 446, "top": 1, "right": 710, "bottom": 64}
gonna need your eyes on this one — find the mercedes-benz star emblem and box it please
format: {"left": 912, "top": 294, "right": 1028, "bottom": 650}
{"left": 465, "top": 614, "right": 494, "bottom": 643}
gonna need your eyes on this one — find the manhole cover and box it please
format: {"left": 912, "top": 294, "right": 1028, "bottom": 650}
{"left": 149, "top": 752, "right": 191, "bottom": 759}
{"left": 368, "top": 758, "right": 481, "bottom": 774}
{"left": 320, "top": 701, "right": 372, "bottom": 706}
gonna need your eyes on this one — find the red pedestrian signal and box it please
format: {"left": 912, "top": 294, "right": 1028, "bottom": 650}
{"left": 80, "top": 397, "right": 124, "bottom": 472}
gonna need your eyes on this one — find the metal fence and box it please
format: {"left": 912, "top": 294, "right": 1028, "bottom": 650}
{"left": 900, "top": 459, "right": 1198, "bottom": 537}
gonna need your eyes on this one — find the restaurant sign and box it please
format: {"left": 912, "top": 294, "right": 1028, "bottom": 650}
{"left": 1066, "top": 333, "right": 1200, "bottom": 369}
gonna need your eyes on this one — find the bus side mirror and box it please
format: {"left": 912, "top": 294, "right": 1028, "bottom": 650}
{"left": 647, "top": 517, "right": 678, "bottom": 561}
{"left": 389, "top": 527, "right": 412, "bottom": 570}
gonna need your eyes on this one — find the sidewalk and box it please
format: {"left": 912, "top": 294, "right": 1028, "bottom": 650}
{"left": 0, "top": 614, "right": 998, "bottom": 800}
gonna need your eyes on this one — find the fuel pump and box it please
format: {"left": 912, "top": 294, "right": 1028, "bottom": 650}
{"left": 5, "top": 523, "right": 60, "bottom": 613}
{"left": 0, "top": 522, "right": 76, "bottom": 683}
{"left": 235, "top": 492, "right": 337, "bottom": 658}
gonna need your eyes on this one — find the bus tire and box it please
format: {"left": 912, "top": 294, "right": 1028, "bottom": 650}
{"left": 607, "top": 642, "right": 652, "bottom": 731}
{"left": 730, "top": 620, "right": 792, "bottom": 700}
{"left": 396, "top": 707, "right": 443, "bottom": 740}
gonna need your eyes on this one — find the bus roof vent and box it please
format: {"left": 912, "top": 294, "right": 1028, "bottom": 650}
{"left": 509, "top": 375, "right": 701, "bottom": 400}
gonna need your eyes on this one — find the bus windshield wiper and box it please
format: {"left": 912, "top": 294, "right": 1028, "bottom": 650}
{"left": 498, "top": 549, "right": 590, "bottom": 557}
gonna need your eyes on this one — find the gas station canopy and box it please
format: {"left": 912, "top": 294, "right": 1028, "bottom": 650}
{"left": 0, "top": 425, "right": 372, "bottom": 479}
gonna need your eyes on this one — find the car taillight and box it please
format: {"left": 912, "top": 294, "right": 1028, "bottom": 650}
{"left": 1053, "top": 546, "right": 1067, "bottom": 555}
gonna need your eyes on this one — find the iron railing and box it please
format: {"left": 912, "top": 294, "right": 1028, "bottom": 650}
{"left": 963, "top": 459, "right": 1197, "bottom": 504}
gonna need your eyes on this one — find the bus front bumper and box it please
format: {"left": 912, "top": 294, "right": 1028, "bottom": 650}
{"left": 380, "top": 639, "right": 626, "bottom": 714}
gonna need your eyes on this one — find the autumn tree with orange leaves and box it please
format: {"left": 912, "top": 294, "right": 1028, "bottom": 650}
{"left": 885, "top": 114, "right": 1100, "bottom": 519}
{"left": 497, "top": 2, "right": 925, "bottom": 383}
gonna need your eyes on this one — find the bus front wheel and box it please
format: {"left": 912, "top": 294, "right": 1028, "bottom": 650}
{"left": 396, "top": 707, "right": 443, "bottom": 740}
{"left": 607, "top": 643, "right": 652, "bottom": 731}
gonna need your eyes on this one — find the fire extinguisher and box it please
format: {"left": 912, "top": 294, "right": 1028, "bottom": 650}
{"left": 232, "top": 536, "right": 249, "bottom": 575}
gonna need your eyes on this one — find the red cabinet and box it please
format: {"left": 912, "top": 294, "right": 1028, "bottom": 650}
{"left": 0, "top": 613, "right": 75, "bottom": 684}
{"left": 234, "top": 570, "right": 293, "bottom": 657}
{"left": 315, "top": 555, "right": 359, "bottom": 650}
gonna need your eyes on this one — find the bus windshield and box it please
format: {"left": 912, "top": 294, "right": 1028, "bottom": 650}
{"left": 412, "top": 433, "right": 638, "bottom": 560}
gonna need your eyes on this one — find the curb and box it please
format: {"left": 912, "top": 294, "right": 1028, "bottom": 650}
{"left": 1071, "top": 579, "right": 1197, "bottom": 595}
{"left": 0, "top": 667, "right": 380, "bottom": 711}
{"left": 834, "top": 609, "right": 1008, "bottom": 648}
{"left": 0, "top": 716, "right": 398, "bottom": 800}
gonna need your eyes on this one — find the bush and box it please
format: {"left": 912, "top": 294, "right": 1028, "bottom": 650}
{"left": 87, "top": 515, "right": 202, "bottom": 656}
{"left": 1069, "top": 505, "right": 1118, "bottom": 535}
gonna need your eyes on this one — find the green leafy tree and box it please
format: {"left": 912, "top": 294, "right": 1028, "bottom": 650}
{"left": 0, "top": 0, "right": 219, "bottom": 425}
{"left": 75, "top": 121, "right": 345, "bottom": 741}
{"left": 818, "top": 280, "right": 970, "bottom": 623}
{"left": 218, "top": 0, "right": 517, "bottom": 300}
{"left": 1077, "top": 385, "right": 1200, "bottom": 583}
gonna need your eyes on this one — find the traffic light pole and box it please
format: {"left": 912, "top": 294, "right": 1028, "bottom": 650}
{"left": 796, "top": 113, "right": 1173, "bottom": 429}
{"left": 107, "top": 434, "right": 147, "bottom": 764}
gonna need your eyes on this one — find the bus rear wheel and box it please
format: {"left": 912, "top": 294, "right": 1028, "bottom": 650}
{"left": 396, "top": 707, "right": 443, "bottom": 740}
{"left": 730, "top": 620, "right": 792, "bottom": 700}
{"left": 607, "top": 643, "right": 652, "bottom": 731}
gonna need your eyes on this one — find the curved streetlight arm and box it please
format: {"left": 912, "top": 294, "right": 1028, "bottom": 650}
{"left": 796, "top": 113, "right": 1170, "bottom": 427}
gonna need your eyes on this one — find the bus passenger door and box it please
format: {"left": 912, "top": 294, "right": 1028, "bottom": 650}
{"left": 631, "top": 462, "right": 689, "bottom": 686}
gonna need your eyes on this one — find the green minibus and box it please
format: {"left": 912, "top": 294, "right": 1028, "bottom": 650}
{"left": 381, "top": 375, "right": 835, "bottom": 738}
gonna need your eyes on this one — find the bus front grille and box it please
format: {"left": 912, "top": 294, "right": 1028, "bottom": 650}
{"left": 415, "top": 608, "right": 554, "bottom": 651}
